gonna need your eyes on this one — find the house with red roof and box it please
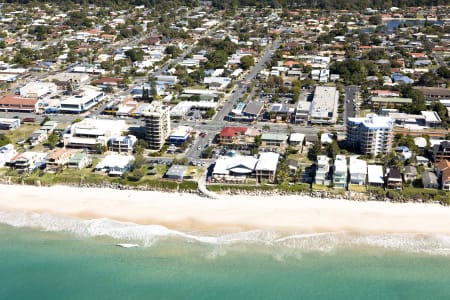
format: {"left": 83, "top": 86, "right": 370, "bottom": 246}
{"left": 410, "top": 52, "right": 427, "bottom": 59}
{"left": 0, "top": 94, "right": 42, "bottom": 113}
{"left": 218, "top": 126, "right": 260, "bottom": 147}
{"left": 283, "top": 60, "right": 301, "bottom": 68}
{"left": 435, "top": 160, "right": 450, "bottom": 190}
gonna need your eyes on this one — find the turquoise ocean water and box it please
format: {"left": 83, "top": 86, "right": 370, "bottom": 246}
{"left": 1, "top": 212, "right": 450, "bottom": 300}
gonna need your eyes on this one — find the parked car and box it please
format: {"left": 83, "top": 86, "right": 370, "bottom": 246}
{"left": 22, "top": 117, "right": 36, "bottom": 123}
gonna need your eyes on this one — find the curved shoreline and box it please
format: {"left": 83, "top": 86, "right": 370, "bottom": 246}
{"left": 1, "top": 184, "right": 450, "bottom": 235}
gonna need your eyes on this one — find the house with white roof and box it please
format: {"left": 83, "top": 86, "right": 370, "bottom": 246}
{"left": 367, "top": 164, "right": 384, "bottom": 187}
{"left": 349, "top": 156, "right": 367, "bottom": 185}
{"left": 255, "top": 152, "right": 280, "bottom": 183}
{"left": 289, "top": 133, "right": 305, "bottom": 148}
{"left": 0, "top": 144, "right": 16, "bottom": 167}
{"left": 212, "top": 155, "right": 258, "bottom": 183}
{"left": 315, "top": 155, "right": 330, "bottom": 185}
{"left": 212, "top": 152, "right": 280, "bottom": 183}
{"left": 94, "top": 154, "right": 134, "bottom": 176}
{"left": 333, "top": 155, "right": 347, "bottom": 189}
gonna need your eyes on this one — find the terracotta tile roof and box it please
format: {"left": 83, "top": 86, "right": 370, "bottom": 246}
{"left": 0, "top": 94, "right": 39, "bottom": 106}
{"left": 219, "top": 127, "right": 248, "bottom": 137}
{"left": 436, "top": 159, "right": 450, "bottom": 171}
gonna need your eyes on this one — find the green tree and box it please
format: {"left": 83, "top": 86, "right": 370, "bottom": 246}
{"left": 125, "top": 48, "right": 145, "bottom": 62}
{"left": 326, "top": 140, "right": 340, "bottom": 159}
{"left": 240, "top": 55, "right": 255, "bottom": 70}
{"left": 204, "top": 108, "right": 216, "bottom": 119}
{"left": 401, "top": 85, "right": 426, "bottom": 114}
{"left": 45, "top": 132, "right": 59, "bottom": 149}
{"left": 206, "top": 50, "right": 228, "bottom": 69}
{"left": 308, "top": 142, "right": 322, "bottom": 161}
{"left": 418, "top": 71, "right": 439, "bottom": 87}
{"left": 437, "top": 66, "right": 450, "bottom": 79}
{"left": 165, "top": 45, "right": 181, "bottom": 58}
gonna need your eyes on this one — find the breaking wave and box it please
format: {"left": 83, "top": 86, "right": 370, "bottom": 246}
{"left": 1, "top": 211, "right": 450, "bottom": 256}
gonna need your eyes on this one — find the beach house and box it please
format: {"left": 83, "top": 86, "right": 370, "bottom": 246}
{"left": 422, "top": 171, "right": 439, "bottom": 189}
{"left": 386, "top": 168, "right": 402, "bottom": 190}
{"left": 0, "top": 144, "right": 17, "bottom": 167}
{"left": 211, "top": 152, "right": 280, "bottom": 184}
{"left": 333, "top": 155, "right": 347, "bottom": 189}
{"left": 255, "top": 152, "right": 280, "bottom": 183}
{"left": 94, "top": 154, "right": 134, "bottom": 176}
{"left": 315, "top": 155, "right": 330, "bottom": 186}
{"left": 67, "top": 152, "right": 91, "bottom": 170}
{"left": 367, "top": 165, "right": 384, "bottom": 187}
{"left": 108, "top": 135, "right": 137, "bottom": 153}
{"left": 212, "top": 155, "right": 258, "bottom": 184}
{"left": 435, "top": 160, "right": 450, "bottom": 191}
{"left": 403, "top": 166, "right": 417, "bottom": 183}
{"left": 11, "top": 152, "right": 47, "bottom": 174}
{"left": 349, "top": 156, "right": 367, "bottom": 185}
{"left": 46, "top": 148, "right": 73, "bottom": 173}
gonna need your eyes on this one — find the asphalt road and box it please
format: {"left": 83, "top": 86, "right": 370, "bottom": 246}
{"left": 432, "top": 53, "right": 447, "bottom": 68}
{"left": 344, "top": 85, "right": 359, "bottom": 119}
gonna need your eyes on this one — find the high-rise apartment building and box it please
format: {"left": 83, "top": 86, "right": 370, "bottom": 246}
{"left": 144, "top": 102, "right": 171, "bottom": 150}
{"left": 346, "top": 114, "right": 393, "bottom": 156}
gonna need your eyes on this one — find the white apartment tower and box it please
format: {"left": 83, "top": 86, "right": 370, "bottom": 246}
{"left": 144, "top": 101, "right": 171, "bottom": 150}
{"left": 346, "top": 114, "right": 393, "bottom": 156}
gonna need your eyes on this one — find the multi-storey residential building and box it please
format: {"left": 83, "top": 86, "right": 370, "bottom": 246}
{"left": 109, "top": 135, "right": 137, "bottom": 153}
{"left": 433, "top": 141, "right": 450, "bottom": 163}
{"left": 144, "top": 101, "right": 171, "bottom": 150}
{"left": 346, "top": 114, "right": 393, "bottom": 156}
{"left": 333, "top": 155, "right": 347, "bottom": 189}
{"left": 315, "top": 155, "right": 330, "bottom": 185}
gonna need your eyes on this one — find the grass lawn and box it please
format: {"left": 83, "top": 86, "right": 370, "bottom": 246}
{"left": 154, "top": 164, "right": 169, "bottom": 177}
{"left": 312, "top": 184, "right": 330, "bottom": 191}
{"left": 4, "top": 124, "right": 40, "bottom": 144}
{"left": 348, "top": 184, "right": 367, "bottom": 193}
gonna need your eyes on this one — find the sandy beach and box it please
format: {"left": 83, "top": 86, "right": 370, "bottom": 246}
{"left": 1, "top": 184, "right": 450, "bottom": 235}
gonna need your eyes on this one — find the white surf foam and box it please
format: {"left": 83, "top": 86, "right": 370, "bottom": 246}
{"left": 1, "top": 211, "right": 450, "bottom": 256}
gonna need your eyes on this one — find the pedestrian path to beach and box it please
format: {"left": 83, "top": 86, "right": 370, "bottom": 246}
{"left": 197, "top": 173, "right": 220, "bottom": 199}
